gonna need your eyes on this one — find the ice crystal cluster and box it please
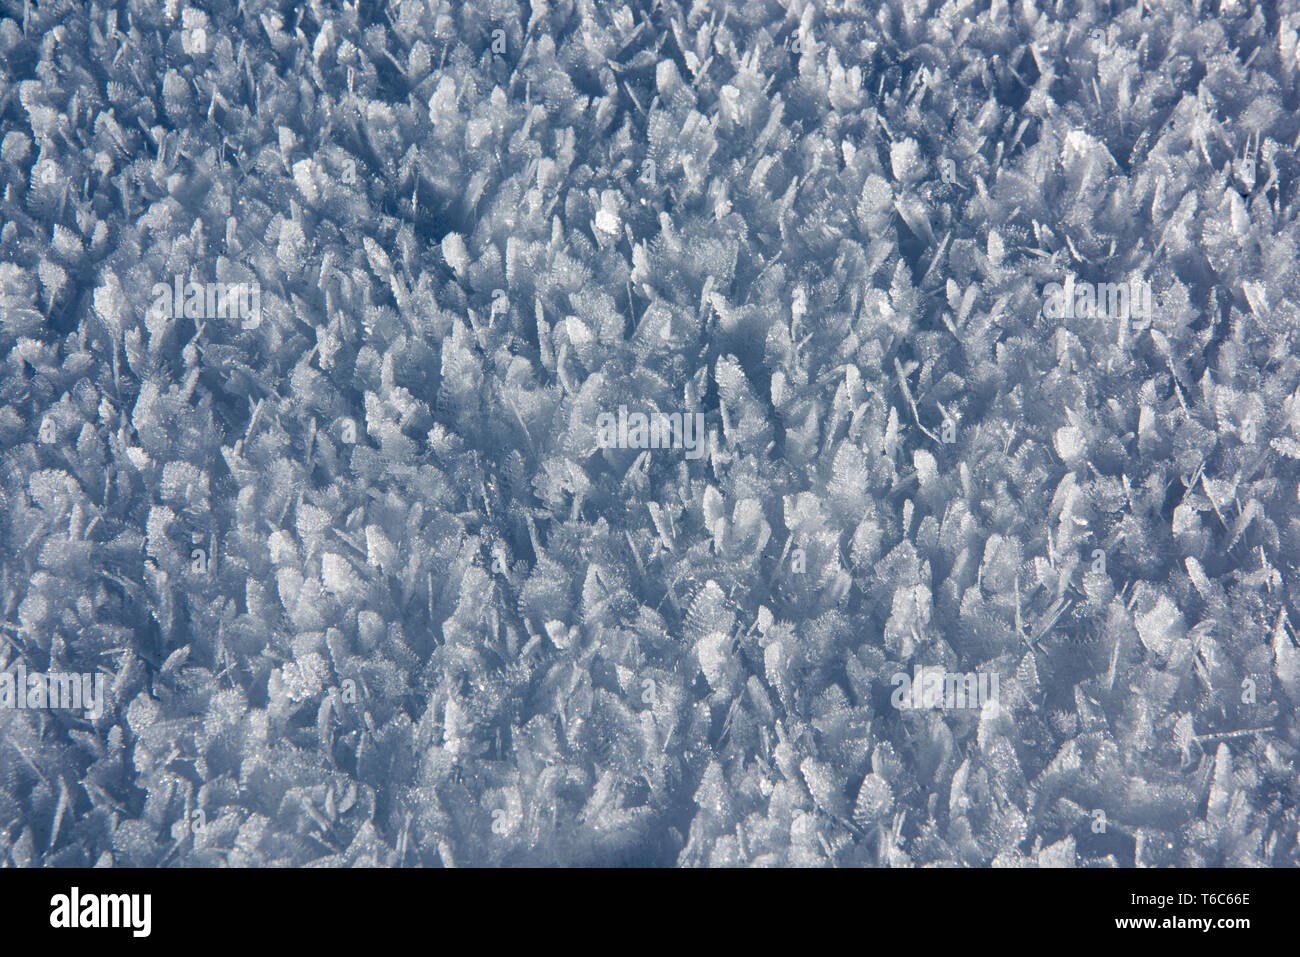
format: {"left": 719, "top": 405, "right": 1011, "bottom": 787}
{"left": 1, "top": 0, "right": 1300, "bottom": 868}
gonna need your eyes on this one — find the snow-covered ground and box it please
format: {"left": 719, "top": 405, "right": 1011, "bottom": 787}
{"left": 1, "top": 0, "right": 1298, "bottom": 867}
